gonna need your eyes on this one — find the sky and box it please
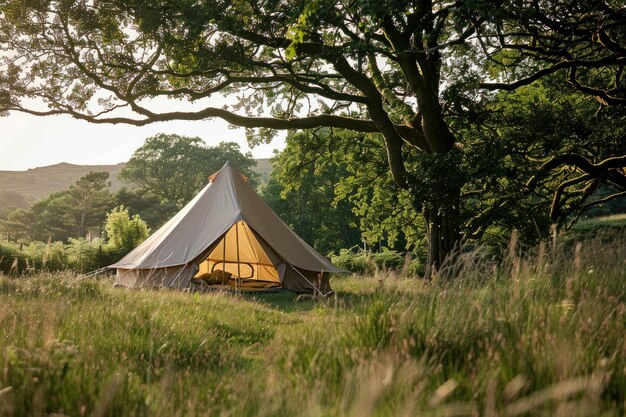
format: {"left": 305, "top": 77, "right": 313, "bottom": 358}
{"left": 0, "top": 111, "right": 286, "bottom": 171}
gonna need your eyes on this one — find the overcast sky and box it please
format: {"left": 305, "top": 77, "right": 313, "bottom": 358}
{"left": 0, "top": 111, "right": 285, "bottom": 171}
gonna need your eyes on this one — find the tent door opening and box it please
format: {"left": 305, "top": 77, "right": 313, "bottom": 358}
{"left": 194, "top": 220, "right": 282, "bottom": 288}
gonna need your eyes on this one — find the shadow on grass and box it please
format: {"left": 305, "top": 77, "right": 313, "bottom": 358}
{"left": 243, "top": 289, "right": 384, "bottom": 313}
{"left": 242, "top": 291, "right": 317, "bottom": 313}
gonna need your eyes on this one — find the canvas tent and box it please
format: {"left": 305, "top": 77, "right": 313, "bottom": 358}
{"left": 109, "top": 161, "right": 342, "bottom": 293}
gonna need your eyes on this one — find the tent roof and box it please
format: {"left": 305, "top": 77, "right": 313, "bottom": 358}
{"left": 110, "top": 161, "right": 342, "bottom": 272}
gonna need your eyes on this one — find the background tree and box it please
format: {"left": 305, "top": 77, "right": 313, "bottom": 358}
{"left": 266, "top": 128, "right": 427, "bottom": 253}
{"left": 0, "top": 191, "right": 28, "bottom": 220}
{"left": 2, "top": 0, "right": 625, "bottom": 276}
{"left": 120, "top": 134, "right": 258, "bottom": 207}
{"left": 261, "top": 130, "right": 361, "bottom": 255}
{"left": 0, "top": 208, "right": 36, "bottom": 243}
{"left": 67, "top": 171, "right": 112, "bottom": 237}
{"left": 113, "top": 188, "right": 178, "bottom": 230}
{"left": 104, "top": 205, "right": 150, "bottom": 255}
{"left": 476, "top": 0, "right": 626, "bottom": 221}
{"left": 0, "top": 172, "right": 114, "bottom": 242}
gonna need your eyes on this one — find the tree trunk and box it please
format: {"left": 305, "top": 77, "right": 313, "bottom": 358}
{"left": 424, "top": 196, "right": 461, "bottom": 280}
{"left": 79, "top": 209, "right": 86, "bottom": 238}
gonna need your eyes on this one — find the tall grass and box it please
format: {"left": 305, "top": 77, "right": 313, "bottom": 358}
{"left": 0, "top": 231, "right": 624, "bottom": 416}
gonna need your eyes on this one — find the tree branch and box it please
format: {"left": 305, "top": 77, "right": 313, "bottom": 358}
{"left": 481, "top": 56, "right": 626, "bottom": 91}
{"left": 3, "top": 105, "right": 384, "bottom": 131}
{"left": 527, "top": 153, "right": 626, "bottom": 189}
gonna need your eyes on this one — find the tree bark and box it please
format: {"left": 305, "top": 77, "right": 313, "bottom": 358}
{"left": 424, "top": 194, "right": 461, "bottom": 280}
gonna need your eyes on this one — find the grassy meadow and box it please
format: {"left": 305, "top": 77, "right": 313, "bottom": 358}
{"left": 0, "top": 232, "right": 625, "bottom": 417}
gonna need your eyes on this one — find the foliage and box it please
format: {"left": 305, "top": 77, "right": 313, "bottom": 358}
{"left": 265, "top": 128, "right": 426, "bottom": 251}
{"left": 0, "top": 172, "right": 114, "bottom": 242}
{"left": 0, "top": 190, "right": 28, "bottom": 220}
{"left": 65, "top": 238, "right": 110, "bottom": 273}
{"left": 113, "top": 187, "right": 177, "bottom": 230}
{"left": 329, "top": 246, "right": 424, "bottom": 277}
{"left": 104, "top": 206, "right": 150, "bottom": 255}
{"left": 0, "top": 238, "right": 114, "bottom": 274}
{"left": 20, "top": 240, "right": 68, "bottom": 272}
{"left": 0, "top": 207, "right": 37, "bottom": 243}
{"left": 261, "top": 130, "right": 361, "bottom": 254}
{"left": 455, "top": 79, "right": 626, "bottom": 246}
{"left": 2, "top": 0, "right": 625, "bottom": 274}
{"left": 0, "top": 240, "right": 24, "bottom": 274}
{"left": 120, "top": 134, "right": 258, "bottom": 207}
{"left": 66, "top": 171, "right": 113, "bottom": 237}
{"left": 0, "top": 232, "right": 624, "bottom": 416}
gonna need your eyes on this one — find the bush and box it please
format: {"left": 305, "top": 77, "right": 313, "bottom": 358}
{"left": 105, "top": 205, "right": 150, "bottom": 253}
{"left": 66, "top": 238, "right": 114, "bottom": 272}
{"left": 0, "top": 238, "right": 121, "bottom": 275}
{"left": 329, "top": 246, "right": 423, "bottom": 276}
{"left": 329, "top": 247, "right": 376, "bottom": 275}
{"left": 0, "top": 241, "right": 24, "bottom": 274}
{"left": 370, "top": 249, "right": 405, "bottom": 270}
{"left": 22, "top": 241, "right": 68, "bottom": 271}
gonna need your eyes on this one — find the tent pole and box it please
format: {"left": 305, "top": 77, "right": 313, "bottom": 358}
{"left": 222, "top": 230, "right": 226, "bottom": 272}
{"left": 236, "top": 221, "right": 241, "bottom": 291}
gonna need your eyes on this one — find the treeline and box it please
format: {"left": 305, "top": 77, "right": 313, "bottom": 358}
{"left": 0, "top": 130, "right": 430, "bottom": 277}
{"left": 3, "top": 87, "right": 626, "bottom": 276}
{"left": 0, "top": 206, "right": 149, "bottom": 274}
{"left": 0, "top": 135, "right": 258, "bottom": 274}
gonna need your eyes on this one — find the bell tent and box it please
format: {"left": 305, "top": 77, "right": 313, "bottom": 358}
{"left": 110, "top": 161, "right": 342, "bottom": 293}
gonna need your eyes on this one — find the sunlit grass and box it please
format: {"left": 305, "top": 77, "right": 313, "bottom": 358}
{"left": 572, "top": 213, "right": 626, "bottom": 231}
{"left": 0, "top": 232, "right": 624, "bottom": 416}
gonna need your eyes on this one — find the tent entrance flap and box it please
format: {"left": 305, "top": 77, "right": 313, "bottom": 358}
{"left": 195, "top": 220, "right": 281, "bottom": 283}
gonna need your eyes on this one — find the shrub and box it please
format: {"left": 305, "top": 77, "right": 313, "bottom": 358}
{"left": 66, "top": 238, "right": 112, "bottom": 272}
{"left": 22, "top": 241, "right": 67, "bottom": 271}
{"left": 329, "top": 246, "right": 423, "bottom": 276}
{"left": 0, "top": 241, "right": 24, "bottom": 274}
{"left": 370, "top": 248, "right": 404, "bottom": 270}
{"left": 0, "top": 238, "right": 119, "bottom": 275}
{"left": 104, "top": 205, "right": 150, "bottom": 253}
{"left": 329, "top": 247, "right": 376, "bottom": 275}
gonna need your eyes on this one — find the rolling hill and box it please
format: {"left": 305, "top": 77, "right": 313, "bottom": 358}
{"left": 0, "top": 159, "right": 272, "bottom": 205}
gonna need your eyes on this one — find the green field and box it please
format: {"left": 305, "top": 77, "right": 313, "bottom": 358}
{"left": 571, "top": 214, "right": 626, "bottom": 232}
{"left": 1, "top": 234, "right": 625, "bottom": 417}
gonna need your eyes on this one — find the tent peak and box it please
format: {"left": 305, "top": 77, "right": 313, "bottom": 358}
{"left": 209, "top": 162, "right": 248, "bottom": 183}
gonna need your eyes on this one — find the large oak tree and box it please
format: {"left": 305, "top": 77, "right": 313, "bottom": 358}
{"left": 1, "top": 0, "right": 624, "bottom": 276}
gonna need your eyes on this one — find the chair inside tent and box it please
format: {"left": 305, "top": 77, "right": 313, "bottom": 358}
{"left": 193, "top": 220, "right": 284, "bottom": 289}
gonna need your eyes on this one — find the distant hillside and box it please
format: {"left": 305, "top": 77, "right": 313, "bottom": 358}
{"left": 0, "top": 159, "right": 272, "bottom": 204}
{"left": 0, "top": 163, "right": 126, "bottom": 204}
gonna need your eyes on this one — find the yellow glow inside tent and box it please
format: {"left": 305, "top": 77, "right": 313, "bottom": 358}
{"left": 195, "top": 220, "right": 280, "bottom": 282}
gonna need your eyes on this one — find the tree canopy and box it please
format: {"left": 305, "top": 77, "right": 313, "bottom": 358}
{"left": 120, "top": 134, "right": 258, "bottom": 207}
{"left": 261, "top": 129, "right": 362, "bottom": 255}
{"left": 1, "top": 0, "right": 625, "bottom": 276}
{"left": 0, "top": 171, "right": 113, "bottom": 242}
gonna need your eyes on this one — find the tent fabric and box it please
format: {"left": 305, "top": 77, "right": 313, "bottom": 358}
{"left": 197, "top": 220, "right": 282, "bottom": 282}
{"left": 116, "top": 265, "right": 198, "bottom": 289}
{"left": 110, "top": 161, "right": 342, "bottom": 291}
{"left": 281, "top": 266, "right": 332, "bottom": 294}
